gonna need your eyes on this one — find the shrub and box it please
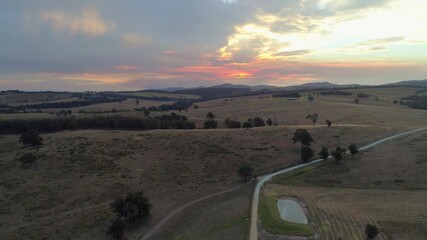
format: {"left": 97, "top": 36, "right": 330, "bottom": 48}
{"left": 204, "top": 120, "right": 218, "bottom": 129}
{"left": 19, "top": 130, "right": 43, "bottom": 146}
{"left": 301, "top": 146, "right": 314, "bottom": 163}
{"left": 110, "top": 191, "right": 151, "bottom": 224}
{"left": 253, "top": 117, "right": 265, "bottom": 127}
{"left": 237, "top": 165, "right": 254, "bottom": 182}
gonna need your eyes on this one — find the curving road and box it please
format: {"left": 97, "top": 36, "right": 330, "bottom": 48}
{"left": 249, "top": 127, "right": 427, "bottom": 240}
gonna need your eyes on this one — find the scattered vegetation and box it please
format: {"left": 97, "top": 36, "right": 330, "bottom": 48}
{"left": 237, "top": 165, "right": 254, "bottom": 182}
{"left": 320, "top": 90, "right": 352, "bottom": 96}
{"left": 326, "top": 119, "right": 332, "bottom": 127}
{"left": 273, "top": 92, "right": 301, "bottom": 98}
{"left": 1, "top": 114, "right": 195, "bottom": 134}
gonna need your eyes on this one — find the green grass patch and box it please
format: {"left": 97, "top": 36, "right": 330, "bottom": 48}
{"left": 259, "top": 195, "right": 313, "bottom": 236}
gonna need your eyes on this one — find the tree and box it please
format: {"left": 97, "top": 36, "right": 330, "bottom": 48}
{"left": 67, "top": 109, "right": 72, "bottom": 115}
{"left": 19, "top": 153, "right": 37, "bottom": 167}
{"left": 224, "top": 118, "right": 230, "bottom": 128}
{"left": 349, "top": 143, "right": 359, "bottom": 157}
{"left": 301, "top": 146, "right": 314, "bottom": 163}
{"left": 253, "top": 117, "right": 265, "bottom": 127}
{"left": 247, "top": 118, "right": 254, "bottom": 127}
{"left": 354, "top": 98, "right": 360, "bottom": 104}
{"left": 331, "top": 147, "right": 344, "bottom": 163}
{"left": 306, "top": 113, "right": 318, "bottom": 126}
{"left": 136, "top": 99, "right": 140, "bottom": 105}
{"left": 227, "top": 120, "right": 241, "bottom": 129}
{"left": 266, "top": 118, "right": 273, "bottom": 126}
{"left": 204, "top": 120, "right": 218, "bottom": 129}
{"left": 292, "top": 129, "right": 314, "bottom": 150}
{"left": 193, "top": 104, "right": 199, "bottom": 111}
{"left": 110, "top": 191, "right": 152, "bottom": 224}
{"left": 237, "top": 165, "right": 254, "bottom": 182}
{"left": 243, "top": 121, "right": 252, "bottom": 129}
{"left": 206, "top": 112, "right": 215, "bottom": 119}
{"left": 308, "top": 95, "right": 314, "bottom": 101}
{"left": 326, "top": 119, "right": 332, "bottom": 128}
{"left": 143, "top": 110, "right": 150, "bottom": 117}
{"left": 365, "top": 224, "right": 379, "bottom": 239}
{"left": 19, "top": 130, "right": 43, "bottom": 147}
{"left": 107, "top": 217, "right": 125, "bottom": 240}
{"left": 319, "top": 147, "right": 329, "bottom": 161}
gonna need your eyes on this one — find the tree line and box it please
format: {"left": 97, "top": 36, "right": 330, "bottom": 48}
{"left": 0, "top": 113, "right": 195, "bottom": 134}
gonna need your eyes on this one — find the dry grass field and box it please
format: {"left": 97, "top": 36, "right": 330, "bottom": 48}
{"left": 0, "top": 87, "right": 426, "bottom": 239}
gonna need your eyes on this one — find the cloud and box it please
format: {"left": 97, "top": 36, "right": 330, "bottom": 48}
{"left": 340, "top": 36, "right": 405, "bottom": 53}
{"left": 115, "top": 65, "right": 140, "bottom": 71}
{"left": 42, "top": 6, "right": 114, "bottom": 37}
{"left": 121, "top": 33, "right": 151, "bottom": 47}
{"left": 274, "top": 50, "right": 312, "bottom": 56}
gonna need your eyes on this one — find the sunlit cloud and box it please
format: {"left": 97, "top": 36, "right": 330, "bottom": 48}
{"left": 41, "top": 6, "right": 114, "bottom": 37}
{"left": 115, "top": 65, "right": 140, "bottom": 71}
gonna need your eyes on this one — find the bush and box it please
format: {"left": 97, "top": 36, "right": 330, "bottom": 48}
{"left": 204, "top": 120, "right": 218, "bottom": 129}
{"left": 227, "top": 120, "right": 241, "bottom": 129}
{"left": 253, "top": 117, "right": 265, "bottom": 127}
{"left": 19, "top": 130, "right": 43, "bottom": 146}
{"left": 243, "top": 121, "right": 252, "bottom": 129}
{"left": 266, "top": 118, "right": 273, "bottom": 126}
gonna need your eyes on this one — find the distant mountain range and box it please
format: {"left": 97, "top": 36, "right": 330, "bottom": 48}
{"left": 385, "top": 79, "right": 427, "bottom": 87}
{"left": 152, "top": 79, "right": 427, "bottom": 100}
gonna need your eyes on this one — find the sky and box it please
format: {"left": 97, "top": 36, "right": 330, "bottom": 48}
{"left": 0, "top": 0, "right": 427, "bottom": 91}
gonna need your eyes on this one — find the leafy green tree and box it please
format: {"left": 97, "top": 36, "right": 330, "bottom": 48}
{"left": 19, "top": 130, "right": 43, "bottom": 147}
{"left": 19, "top": 153, "right": 37, "bottom": 167}
{"left": 365, "top": 224, "right": 379, "bottom": 239}
{"left": 319, "top": 147, "right": 329, "bottom": 161}
{"left": 349, "top": 143, "right": 359, "bottom": 157}
{"left": 306, "top": 113, "right": 318, "bottom": 126}
{"left": 106, "top": 217, "right": 125, "bottom": 240}
{"left": 204, "top": 120, "right": 218, "bottom": 129}
{"left": 301, "top": 146, "right": 314, "bottom": 163}
{"left": 237, "top": 165, "right": 254, "bottom": 182}
{"left": 206, "top": 112, "right": 215, "bottom": 119}
{"left": 292, "top": 129, "right": 314, "bottom": 150}
{"left": 266, "top": 118, "right": 273, "bottom": 126}
{"left": 253, "top": 117, "right": 265, "bottom": 127}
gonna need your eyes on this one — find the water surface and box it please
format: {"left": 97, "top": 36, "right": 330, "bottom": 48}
{"left": 277, "top": 199, "right": 308, "bottom": 224}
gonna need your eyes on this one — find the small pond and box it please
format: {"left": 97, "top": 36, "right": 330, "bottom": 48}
{"left": 277, "top": 199, "right": 308, "bottom": 224}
